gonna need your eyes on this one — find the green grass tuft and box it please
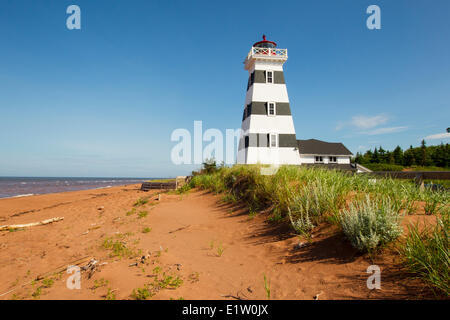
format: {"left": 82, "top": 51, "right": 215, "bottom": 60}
{"left": 400, "top": 214, "right": 449, "bottom": 296}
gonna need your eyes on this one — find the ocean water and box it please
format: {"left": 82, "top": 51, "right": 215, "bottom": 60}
{"left": 0, "top": 177, "right": 155, "bottom": 199}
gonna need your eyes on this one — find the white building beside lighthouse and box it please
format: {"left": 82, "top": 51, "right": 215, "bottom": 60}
{"left": 237, "top": 36, "right": 355, "bottom": 171}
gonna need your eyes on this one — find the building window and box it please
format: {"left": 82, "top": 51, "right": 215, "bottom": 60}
{"left": 267, "top": 102, "right": 276, "bottom": 116}
{"left": 247, "top": 72, "right": 255, "bottom": 90}
{"left": 269, "top": 133, "right": 278, "bottom": 148}
{"left": 315, "top": 156, "right": 323, "bottom": 163}
{"left": 244, "top": 136, "right": 249, "bottom": 148}
{"left": 266, "top": 71, "right": 273, "bottom": 84}
{"left": 329, "top": 156, "right": 337, "bottom": 163}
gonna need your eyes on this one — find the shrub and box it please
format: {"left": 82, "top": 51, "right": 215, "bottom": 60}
{"left": 401, "top": 215, "right": 449, "bottom": 296}
{"left": 201, "top": 158, "right": 219, "bottom": 174}
{"left": 176, "top": 183, "right": 192, "bottom": 194}
{"left": 340, "top": 196, "right": 403, "bottom": 252}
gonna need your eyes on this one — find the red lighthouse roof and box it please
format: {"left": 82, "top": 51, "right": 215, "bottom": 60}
{"left": 253, "top": 35, "right": 277, "bottom": 48}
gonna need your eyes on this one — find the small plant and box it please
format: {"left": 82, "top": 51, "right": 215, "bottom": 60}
{"left": 93, "top": 278, "right": 109, "bottom": 290}
{"left": 134, "top": 198, "right": 149, "bottom": 207}
{"left": 405, "top": 200, "right": 418, "bottom": 215}
{"left": 126, "top": 208, "right": 136, "bottom": 216}
{"left": 153, "top": 266, "right": 162, "bottom": 274}
{"left": 340, "top": 196, "right": 403, "bottom": 252}
{"left": 209, "top": 240, "right": 214, "bottom": 249}
{"left": 42, "top": 278, "right": 54, "bottom": 288}
{"left": 263, "top": 274, "right": 271, "bottom": 300}
{"left": 287, "top": 204, "right": 315, "bottom": 236}
{"left": 142, "top": 227, "right": 152, "bottom": 233}
{"left": 138, "top": 211, "right": 148, "bottom": 219}
{"left": 424, "top": 192, "right": 442, "bottom": 215}
{"left": 131, "top": 286, "right": 152, "bottom": 300}
{"left": 32, "top": 287, "right": 42, "bottom": 300}
{"left": 102, "top": 237, "right": 134, "bottom": 258}
{"left": 104, "top": 288, "right": 116, "bottom": 300}
{"left": 152, "top": 273, "right": 183, "bottom": 290}
{"left": 176, "top": 184, "right": 192, "bottom": 194}
{"left": 216, "top": 242, "right": 225, "bottom": 257}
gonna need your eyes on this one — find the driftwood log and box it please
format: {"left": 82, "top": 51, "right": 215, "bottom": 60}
{"left": 0, "top": 217, "right": 64, "bottom": 231}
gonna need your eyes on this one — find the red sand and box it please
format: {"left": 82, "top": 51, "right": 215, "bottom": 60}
{"left": 0, "top": 185, "right": 433, "bottom": 300}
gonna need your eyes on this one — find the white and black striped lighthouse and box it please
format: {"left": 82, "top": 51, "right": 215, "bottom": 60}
{"left": 237, "top": 35, "right": 301, "bottom": 165}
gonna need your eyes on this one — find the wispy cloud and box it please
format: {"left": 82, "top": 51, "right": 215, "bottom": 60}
{"left": 336, "top": 114, "right": 408, "bottom": 137}
{"left": 351, "top": 115, "right": 389, "bottom": 129}
{"left": 424, "top": 132, "right": 450, "bottom": 140}
{"left": 362, "top": 126, "right": 408, "bottom": 135}
{"left": 336, "top": 114, "right": 389, "bottom": 130}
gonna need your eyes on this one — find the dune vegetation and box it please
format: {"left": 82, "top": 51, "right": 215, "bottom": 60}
{"left": 186, "top": 163, "right": 449, "bottom": 296}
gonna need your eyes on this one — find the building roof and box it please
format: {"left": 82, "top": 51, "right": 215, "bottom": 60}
{"left": 297, "top": 139, "right": 353, "bottom": 156}
{"left": 253, "top": 35, "right": 277, "bottom": 48}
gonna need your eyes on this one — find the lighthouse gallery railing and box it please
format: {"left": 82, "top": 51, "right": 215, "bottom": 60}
{"left": 247, "top": 47, "right": 288, "bottom": 60}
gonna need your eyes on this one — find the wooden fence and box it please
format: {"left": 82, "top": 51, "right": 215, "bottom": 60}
{"left": 140, "top": 176, "right": 192, "bottom": 191}
{"left": 363, "top": 171, "right": 450, "bottom": 189}
{"left": 140, "top": 182, "right": 177, "bottom": 191}
{"left": 364, "top": 171, "right": 450, "bottom": 180}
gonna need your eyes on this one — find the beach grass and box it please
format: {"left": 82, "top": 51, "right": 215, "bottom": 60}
{"left": 400, "top": 213, "right": 449, "bottom": 296}
{"left": 189, "top": 164, "right": 449, "bottom": 294}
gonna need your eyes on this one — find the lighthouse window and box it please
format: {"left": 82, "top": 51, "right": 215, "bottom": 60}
{"left": 329, "top": 156, "right": 337, "bottom": 163}
{"left": 315, "top": 156, "right": 324, "bottom": 163}
{"left": 268, "top": 102, "right": 276, "bottom": 116}
{"left": 269, "top": 134, "right": 278, "bottom": 148}
{"left": 266, "top": 71, "right": 273, "bottom": 83}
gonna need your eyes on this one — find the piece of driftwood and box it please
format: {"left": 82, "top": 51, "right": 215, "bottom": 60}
{"left": 81, "top": 258, "right": 98, "bottom": 279}
{"left": 0, "top": 217, "right": 64, "bottom": 232}
{"left": 314, "top": 291, "right": 324, "bottom": 300}
{"left": 168, "top": 225, "right": 191, "bottom": 234}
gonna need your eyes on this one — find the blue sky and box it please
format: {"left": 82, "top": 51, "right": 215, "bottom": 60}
{"left": 0, "top": 0, "right": 449, "bottom": 177}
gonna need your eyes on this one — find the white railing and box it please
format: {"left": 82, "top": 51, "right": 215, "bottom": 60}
{"left": 247, "top": 47, "right": 288, "bottom": 60}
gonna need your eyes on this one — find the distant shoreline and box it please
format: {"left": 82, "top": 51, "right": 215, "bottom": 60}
{"left": 0, "top": 177, "right": 172, "bottom": 199}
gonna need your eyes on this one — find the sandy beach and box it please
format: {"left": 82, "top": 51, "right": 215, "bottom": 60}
{"left": 0, "top": 185, "right": 433, "bottom": 300}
